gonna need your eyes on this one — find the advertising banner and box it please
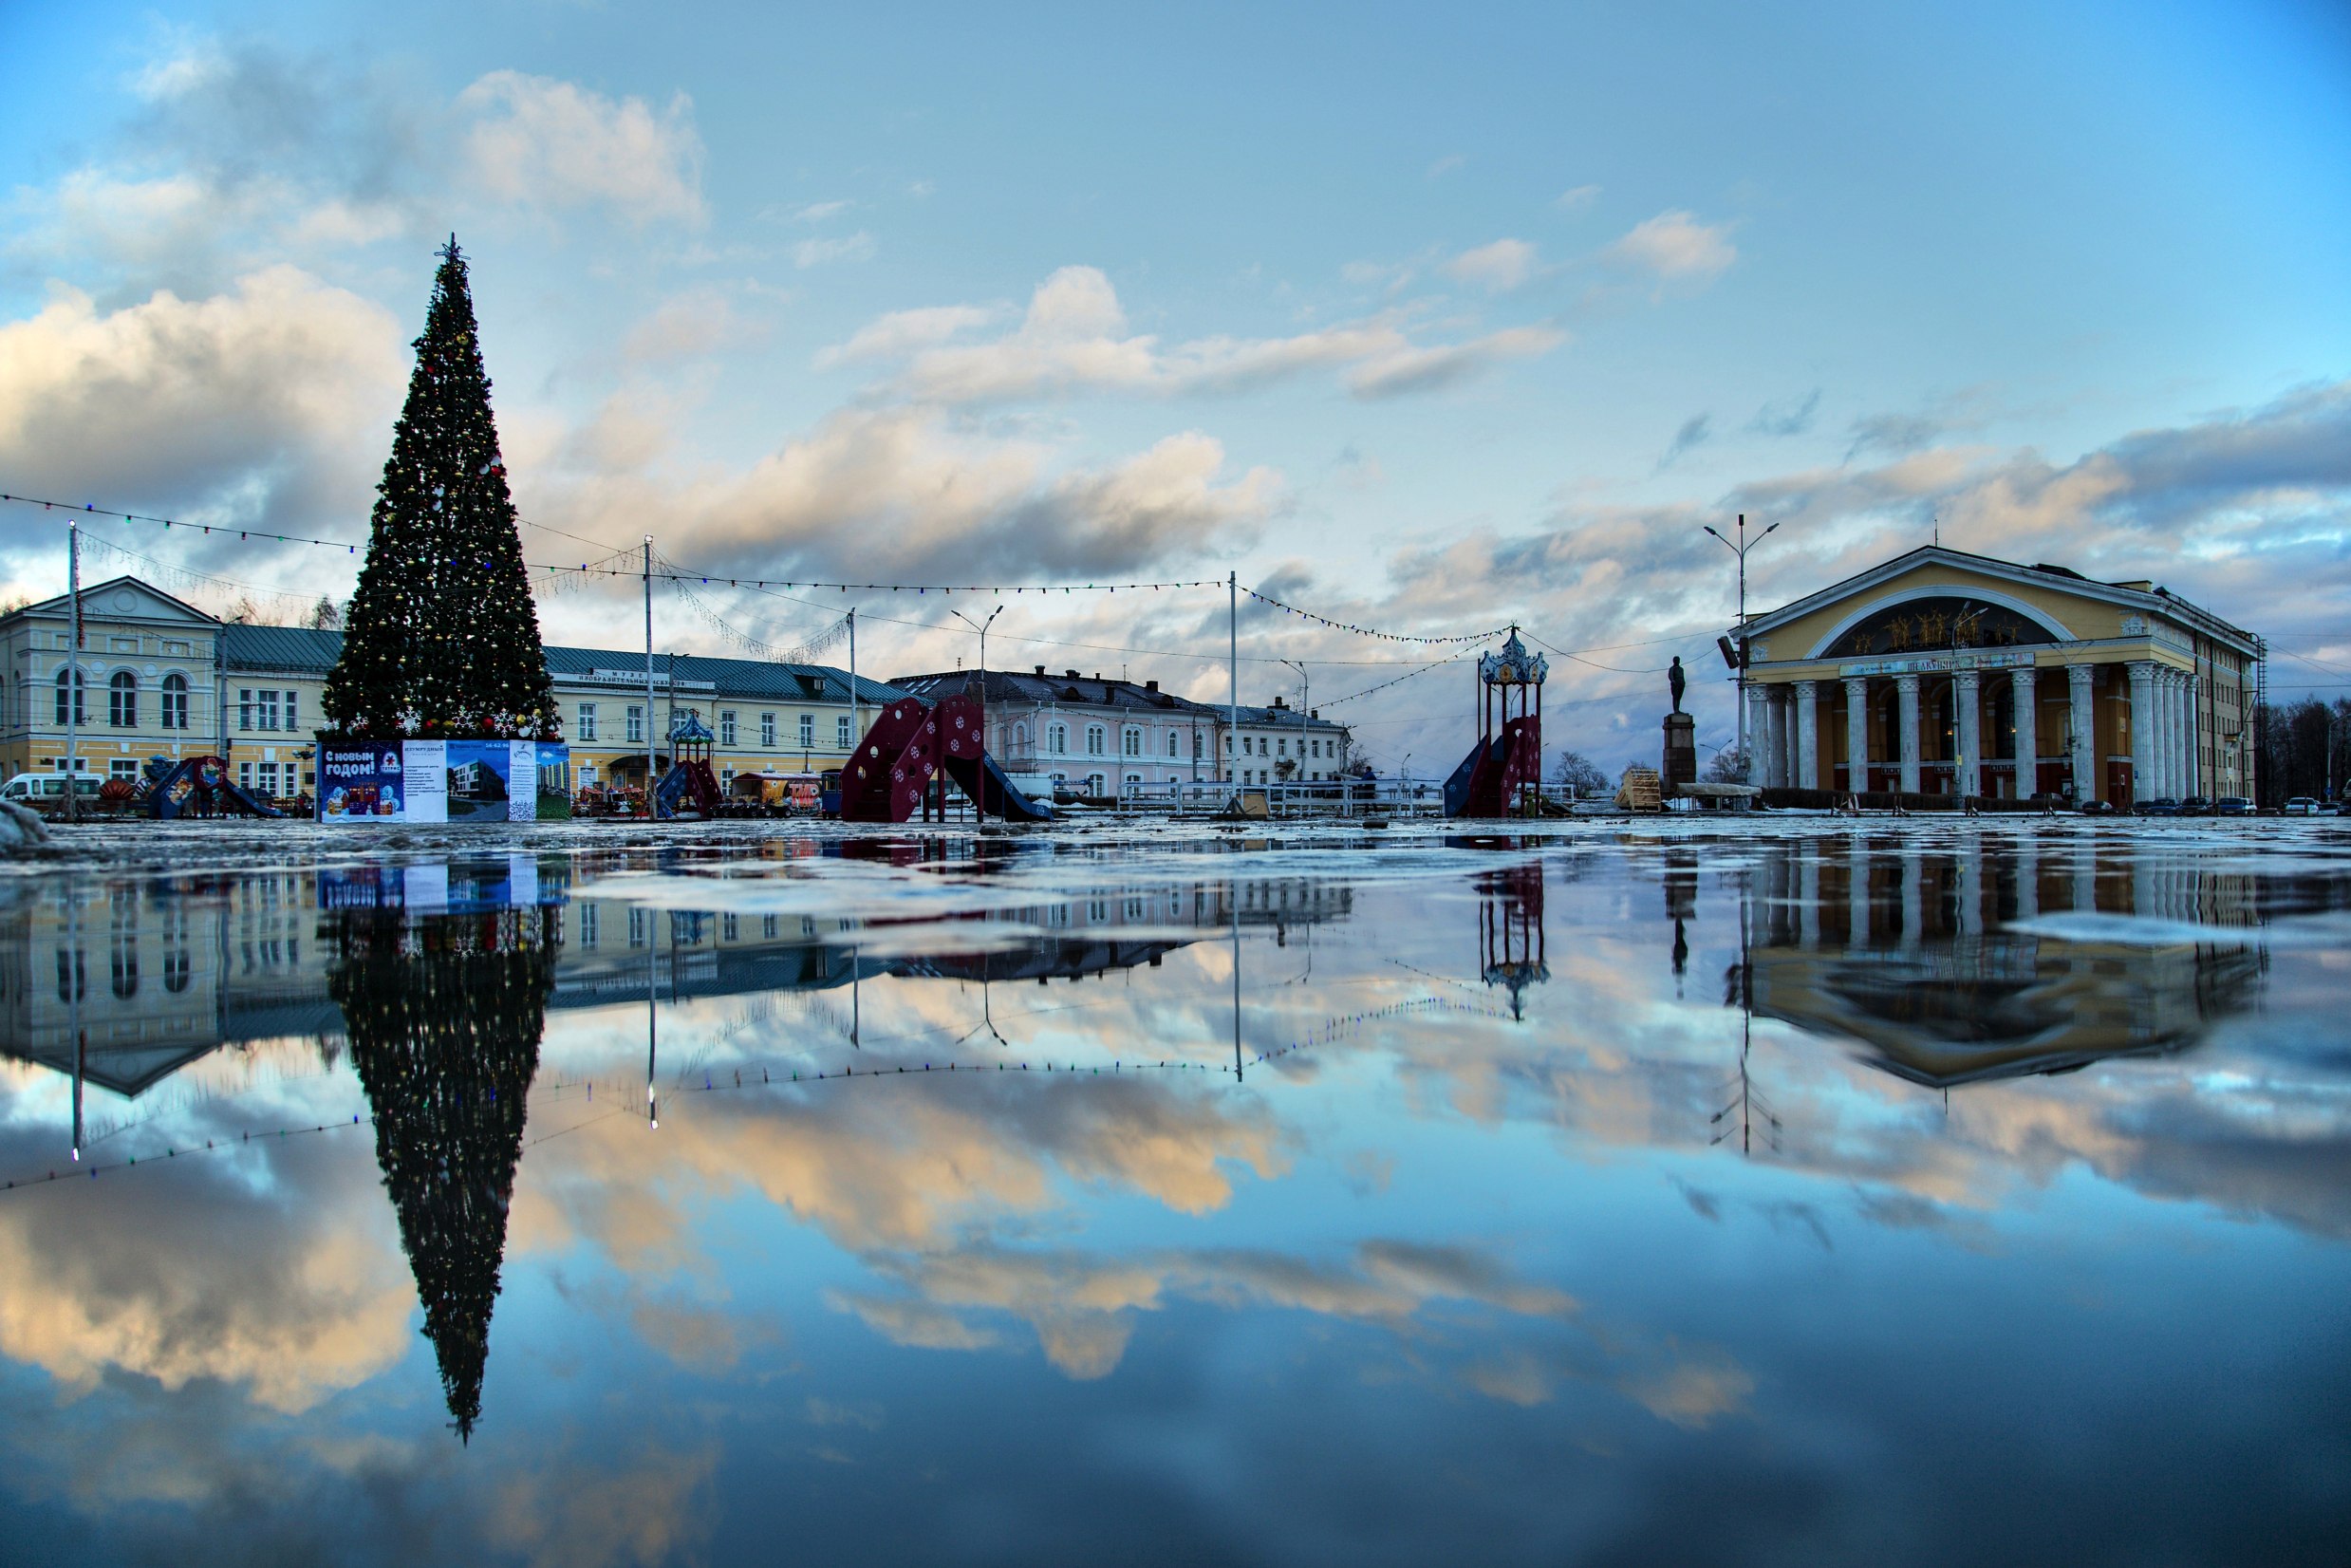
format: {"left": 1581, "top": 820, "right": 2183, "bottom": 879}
{"left": 318, "top": 743, "right": 408, "bottom": 824}
{"left": 316, "top": 855, "right": 564, "bottom": 913}
{"left": 404, "top": 740, "right": 449, "bottom": 823}
{"left": 313, "top": 739, "right": 565, "bottom": 824}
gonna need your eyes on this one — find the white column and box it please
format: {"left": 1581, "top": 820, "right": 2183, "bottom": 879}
{"left": 1773, "top": 689, "right": 1794, "bottom": 787}
{"left": 2010, "top": 666, "right": 2038, "bottom": 799}
{"left": 2186, "top": 672, "right": 2201, "bottom": 796}
{"left": 1896, "top": 674, "right": 1922, "bottom": 795}
{"left": 2167, "top": 670, "right": 2186, "bottom": 798}
{"left": 1745, "top": 685, "right": 1768, "bottom": 781}
{"left": 2127, "top": 661, "right": 2156, "bottom": 805}
{"left": 1796, "top": 681, "right": 1820, "bottom": 790}
{"left": 2068, "top": 663, "right": 2099, "bottom": 804}
{"left": 1953, "top": 669, "right": 1982, "bottom": 798}
{"left": 1843, "top": 677, "right": 1869, "bottom": 793}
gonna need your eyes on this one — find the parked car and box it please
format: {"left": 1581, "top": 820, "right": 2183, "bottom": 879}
{"left": 2178, "top": 795, "right": 2212, "bottom": 815}
{"left": 2077, "top": 798, "right": 2116, "bottom": 815}
{"left": 2136, "top": 797, "right": 2180, "bottom": 816}
{"left": 2284, "top": 796, "right": 2322, "bottom": 816}
{"left": 2214, "top": 796, "right": 2254, "bottom": 816}
{"left": 0, "top": 773, "right": 103, "bottom": 812}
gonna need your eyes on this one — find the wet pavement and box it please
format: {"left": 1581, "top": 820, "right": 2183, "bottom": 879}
{"left": 3, "top": 817, "right": 2349, "bottom": 1565}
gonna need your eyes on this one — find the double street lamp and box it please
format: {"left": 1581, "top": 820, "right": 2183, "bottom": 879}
{"left": 1702, "top": 513, "right": 1779, "bottom": 781}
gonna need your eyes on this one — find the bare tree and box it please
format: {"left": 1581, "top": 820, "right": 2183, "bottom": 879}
{"left": 1553, "top": 750, "right": 1608, "bottom": 796}
{"left": 308, "top": 595, "right": 344, "bottom": 630}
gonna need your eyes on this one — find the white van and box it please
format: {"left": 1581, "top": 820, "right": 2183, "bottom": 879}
{"left": 0, "top": 774, "right": 103, "bottom": 809}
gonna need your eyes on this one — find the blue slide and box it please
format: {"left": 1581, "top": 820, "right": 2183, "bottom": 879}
{"left": 943, "top": 752, "right": 1057, "bottom": 822}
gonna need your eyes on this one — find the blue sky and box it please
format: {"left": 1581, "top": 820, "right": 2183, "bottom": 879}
{"left": 3, "top": 0, "right": 2346, "bottom": 770}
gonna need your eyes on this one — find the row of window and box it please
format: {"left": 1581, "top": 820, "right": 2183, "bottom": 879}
{"left": 575, "top": 703, "right": 855, "bottom": 750}
{"left": 50, "top": 670, "right": 195, "bottom": 729}
{"left": 1013, "top": 724, "right": 1329, "bottom": 760}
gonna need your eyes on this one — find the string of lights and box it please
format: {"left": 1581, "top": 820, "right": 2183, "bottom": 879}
{"left": 1241, "top": 586, "right": 1513, "bottom": 645}
{"left": 1316, "top": 650, "right": 1480, "bottom": 707}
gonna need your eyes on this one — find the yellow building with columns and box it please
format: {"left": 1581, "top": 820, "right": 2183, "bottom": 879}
{"left": 1736, "top": 547, "right": 2262, "bottom": 806}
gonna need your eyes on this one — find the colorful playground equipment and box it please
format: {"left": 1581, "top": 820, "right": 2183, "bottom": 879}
{"left": 144, "top": 755, "right": 285, "bottom": 819}
{"left": 652, "top": 711, "right": 725, "bottom": 819}
{"left": 1443, "top": 627, "right": 1547, "bottom": 818}
{"left": 836, "top": 689, "right": 1055, "bottom": 824}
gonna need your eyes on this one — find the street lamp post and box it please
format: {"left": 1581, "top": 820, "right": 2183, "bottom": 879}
{"left": 1280, "top": 659, "right": 1309, "bottom": 788}
{"left": 950, "top": 604, "right": 1005, "bottom": 806}
{"left": 1702, "top": 513, "right": 1780, "bottom": 782}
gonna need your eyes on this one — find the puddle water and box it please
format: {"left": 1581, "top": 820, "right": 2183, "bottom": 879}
{"left": 4, "top": 819, "right": 2349, "bottom": 1564}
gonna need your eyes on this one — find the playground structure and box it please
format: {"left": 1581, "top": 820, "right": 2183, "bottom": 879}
{"left": 145, "top": 755, "right": 285, "bottom": 819}
{"left": 836, "top": 689, "right": 1055, "bottom": 824}
{"left": 1443, "top": 628, "right": 1548, "bottom": 818}
{"left": 652, "top": 711, "right": 725, "bottom": 819}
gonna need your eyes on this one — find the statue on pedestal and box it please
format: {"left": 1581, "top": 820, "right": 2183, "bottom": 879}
{"left": 1668, "top": 656, "right": 1687, "bottom": 715}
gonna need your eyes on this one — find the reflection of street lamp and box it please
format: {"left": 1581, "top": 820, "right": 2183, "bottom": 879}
{"left": 950, "top": 604, "right": 1004, "bottom": 812}
{"left": 1702, "top": 513, "right": 1781, "bottom": 780}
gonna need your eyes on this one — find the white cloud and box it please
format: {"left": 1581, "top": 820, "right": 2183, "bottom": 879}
{"left": 1605, "top": 209, "right": 1737, "bottom": 281}
{"left": 790, "top": 199, "right": 851, "bottom": 223}
{"left": 851, "top": 267, "right": 1563, "bottom": 404}
{"left": 814, "top": 304, "right": 1001, "bottom": 369}
{"left": 793, "top": 231, "right": 877, "bottom": 268}
{"left": 541, "top": 405, "right": 1280, "bottom": 582}
{"left": 458, "top": 70, "right": 705, "bottom": 226}
{"left": 1555, "top": 184, "right": 1602, "bottom": 212}
{"left": 1444, "top": 238, "right": 1539, "bottom": 292}
{"left": 623, "top": 286, "right": 762, "bottom": 363}
{"left": 0, "top": 267, "right": 403, "bottom": 532}
{"left": 1346, "top": 324, "right": 1566, "bottom": 399}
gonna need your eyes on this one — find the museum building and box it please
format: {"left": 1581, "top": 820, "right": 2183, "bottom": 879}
{"left": 1736, "top": 546, "right": 2263, "bottom": 806}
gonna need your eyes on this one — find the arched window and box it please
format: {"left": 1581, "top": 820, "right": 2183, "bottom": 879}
{"left": 108, "top": 671, "right": 139, "bottom": 727}
{"left": 1166, "top": 730, "right": 1179, "bottom": 757}
{"left": 164, "top": 949, "right": 192, "bottom": 993}
{"left": 1049, "top": 722, "right": 1067, "bottom": 755}
{"left": 1013, "top": 722, "right": 1030, "bottom": 754}
{"left": 1086, "top": 724, "right": 1106, "bottom": 756}
{"left": 161, "top": 673, "right": 190, "bottom": 730}
{"left": 1122, "top": 726, "right": 1141, "bottom": 756}
{"left": 53, "top": 668, "right": 85, "bottom": 726}
{"left": 110, "top": 943, "right": 139, "bottom": 999}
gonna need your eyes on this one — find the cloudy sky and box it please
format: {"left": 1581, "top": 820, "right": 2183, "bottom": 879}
{"left": 3, "top": 0, "right": 2346, "bottom": 772}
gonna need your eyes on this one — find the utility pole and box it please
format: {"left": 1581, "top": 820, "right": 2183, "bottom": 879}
{"left": 848, "top": 607, "right": 859, "bottom": 751}
{"left": 1703, "top": 513, "right": 1779, "bottom": 782}
{"left": 1228, "top": 570, "right": 1240, "bottom": 794}
{"left": 65, "top": 520, "right": 82, "bottom": 824}
{"left": 643, "top": 537, "right": 656, "bottom": 809}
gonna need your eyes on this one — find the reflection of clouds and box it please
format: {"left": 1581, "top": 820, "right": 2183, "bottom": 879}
{"left": 487, "top": 1443, "right": 718, "bottom": 1568}
{"left": 837, "top": 1238, "right": 1753, "bottom": 1427}
{"left": 0, "top": 1143, "right": 411, "bottom": 1414}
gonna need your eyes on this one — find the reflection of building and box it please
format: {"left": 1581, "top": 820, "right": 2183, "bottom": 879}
{"left": 1743, "top": 839, "right": 2267, "bottom": 1087}
{"left": 1738, "top": 547, "right": 2262, "bottom": 805}
{"left": 2, "top": 853, "right": 1353, "bottom": 1107}
{"left": 0, "top": 870, "right": 331, "bottom": 1094}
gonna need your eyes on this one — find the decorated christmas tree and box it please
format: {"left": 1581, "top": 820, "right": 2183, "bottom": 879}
{"left": 331, "top": 902, "right": 557, "bottom": 1442}
{"left": 323, "top": 240, "right": 557, "bottom": 739}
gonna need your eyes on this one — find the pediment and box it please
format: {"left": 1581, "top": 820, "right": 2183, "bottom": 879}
{"left": 19, "top": 575, "right": 218, "bottom": 628}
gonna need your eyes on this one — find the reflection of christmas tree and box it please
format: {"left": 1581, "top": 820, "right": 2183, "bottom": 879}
{"left": 329, "top": 906, "right": 557, "bottom": 1442}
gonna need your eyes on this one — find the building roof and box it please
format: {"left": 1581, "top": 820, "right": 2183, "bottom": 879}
{"left": 1226, "top": 702, "right": 1345, "bottom": 733}
{"left": 1743, "top": 545, "right": 2261, "bottom": 655}
{"left": 886, "top": 667, "right": 1347, "bottom": 731}
{"left": 218, "top": 623, "right": 900, "bottom": 704}
{"left": 887, "top": 667, "right": 1214, "bottom": 714}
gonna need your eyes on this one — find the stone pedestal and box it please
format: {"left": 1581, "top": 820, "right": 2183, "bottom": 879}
{"left": 1662, "top": 712, "right": 1697, "bottom": 796}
